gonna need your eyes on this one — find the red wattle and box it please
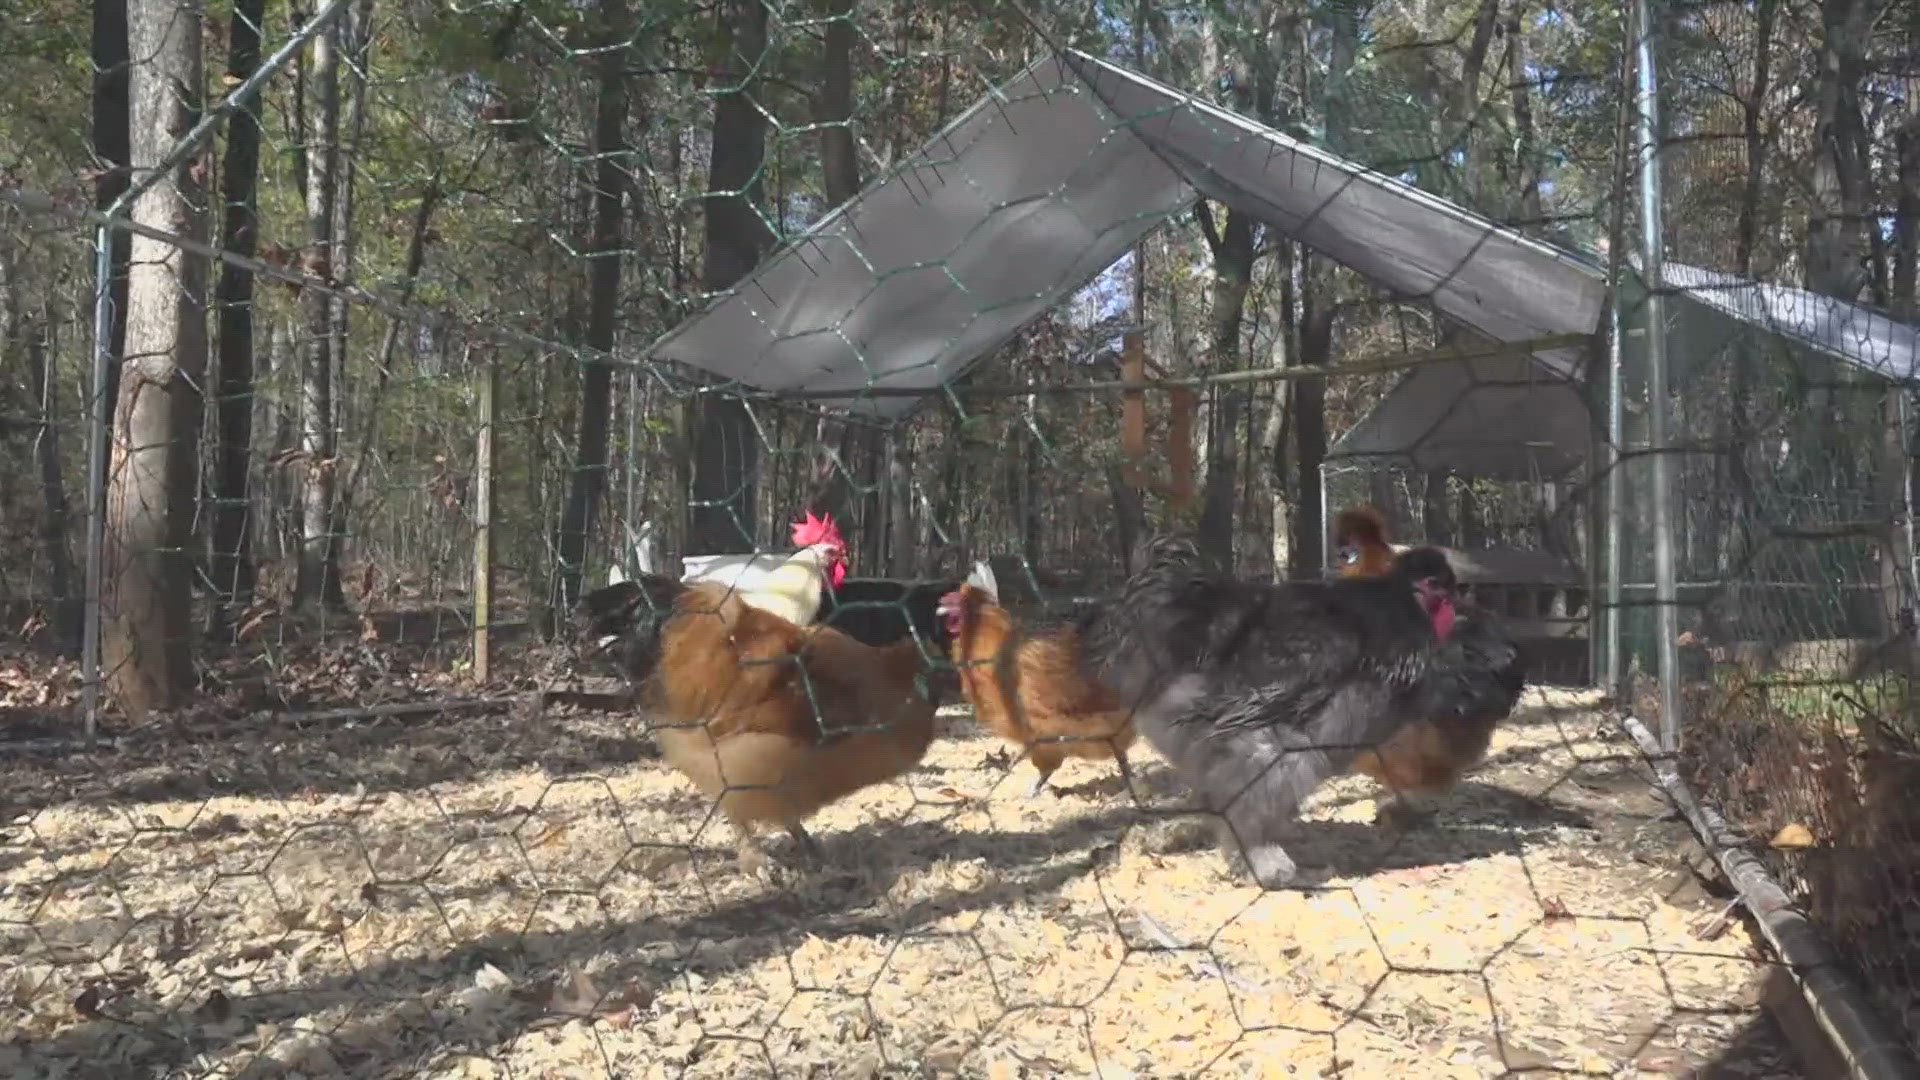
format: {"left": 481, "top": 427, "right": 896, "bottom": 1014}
{"left": 1431, "top": 598, "right": 1457, "bottom": 641}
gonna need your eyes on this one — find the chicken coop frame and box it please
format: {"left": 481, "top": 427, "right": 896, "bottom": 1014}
{"left": 638, "top": 39, "right": 1920, "bottom": 1072}
{"left": 642, "top": 42, "right": 1919, "bottom": 723}
{"left": 6, "top": 1, "right": 1916, "bottom": 1071}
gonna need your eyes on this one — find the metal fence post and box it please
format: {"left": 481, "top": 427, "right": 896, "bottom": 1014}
{"left": 80, "top": 225, "right": 115, "bottom": 745}
{"left": 473, "top": 354, "right": 496, "bottom": 684}
{"left": 1633, "top": 0, "right": 1684, "bottom": 751}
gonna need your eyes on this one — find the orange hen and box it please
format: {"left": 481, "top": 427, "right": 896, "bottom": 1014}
{"left": 938, "top": 584, "right": 1136, "bottom": 798}
{"left": 1332, "top": 506, "right": 1398, "bottom": 577}
{"left": 645, "top": 580, "right": 944, "bottom": 871}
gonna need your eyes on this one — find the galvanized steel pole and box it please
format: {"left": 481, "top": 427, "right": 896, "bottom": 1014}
{"left": 1633, "top": 0, "right": 1684, "bottom": 750}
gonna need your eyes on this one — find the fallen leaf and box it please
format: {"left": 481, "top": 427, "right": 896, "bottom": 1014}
{"left": 73, "top": 986, "right": 102, "bottom": 1018}
{"left": 1541, "top": 896, "right": 1573, "bottom": 921}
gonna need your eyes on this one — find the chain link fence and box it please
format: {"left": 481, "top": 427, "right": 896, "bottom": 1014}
{"left": 0, "top": 0, "right": 1913, "bottom": 1074}
{"left": 1618, "top": 0, "right": 1920, "bottom": 1056}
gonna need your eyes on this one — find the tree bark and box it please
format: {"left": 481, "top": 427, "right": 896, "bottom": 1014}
{"left": 801, "top": 0, "right": 879, "bottom": 547}
{"left": 1261, "top": 239, "right": 1299, "bottom": 578}
{"left": 1733, "top": 0, "right": 1777, "bottom": 277}
{"left": 1196, "top": 202, "right": 1255, "bottom": 568}
{"left": 1803, "top": 0, "right": 1875, "bottom": 301}
{"left": 263, "top": 319, "right": 297, "bottom": 564}
{"left": 209, "top": 0, "right": 270, "bottom": 620}
{"left": 1506, "top": 0, "right": 1543, "bottom": 224}
{"left": 1422, "top": 470, "right": 1453, "bottom": 546}
{"left": 1290, "top": 282, "right": 1333, "bottom": 578}
{"left": 318, "top": 0, "right": 375, "bottom": 587}
{"left": 1285, "top": 1, "right": 1357, "bottom": 579}
{"left": 687, "top": 0, "right": 774, "bottom": 555}
{"left": 1195, "top": 8, "right": 1280, "bottom": 568}
{"left": 819, "top": 0, "right": 860, "bottom": 207}
{"left": 103, "top": 0, "right": 208, "bottom": 719}
{"left": 295, "top": 19, "right": 343, "bottom": 607}
{"left": 888, "top": 434, "right": 916, "bottom": 577}
{"left": 553, "top": 0, "right": 630, "bottom": 617}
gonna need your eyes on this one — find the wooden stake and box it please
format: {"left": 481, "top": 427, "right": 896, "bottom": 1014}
{"left": 473, "top": 356, "right": 496, "bottom": 684}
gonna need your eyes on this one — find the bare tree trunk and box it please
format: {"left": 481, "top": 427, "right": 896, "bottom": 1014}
{"left": 1286, "top": 1, "right": 1358, "bottom": 579}
{"left": 801, "top": 0, "right": 879, "bottom": 550}
{"left": 1264, "top": 242, "right": 1297, "bottom": 577}
{"left": 819, "top": 0, "right": 860, "bottom": 206}
{"left": 687, "top": 0, "right": 773, "bottom": 555}
{"left": 338, "top": 178, "right": 443, "bottom": 546}
{"left": 1458, "top": 484, "right": 1486, "bottom": 546}
{"left": 264, "top": 320, "right": 298, "bottom": 567}
{"left": 1195, "top": 9, "right": 1280, "bottom": 568}
{"left": 1454, "top": 0, "right": 1500, "bottom": 192}
{"left": 888, "top": 434, "right": 915, "bottom": 577}
{"left": 1803, "top": 0, "right": 1875, "bottom": 301}
{"left": 1506, "top": 0, "right": 1543, "bottom": 224}
{"left": 1890, "top": 0, "right": 1919, "bottom": 318}
{"left": 1290, "top": 284, "right": 1332, "bottom": 578}
{"left": 104, "top": 0, "right": 208, "bottom": 719}
{"left": 553, "top": 0, "right": 630, "bottom": 618}
{"left": 209, "top": 0, "right": 269, "bottom": 622}
{"left": 321, "top": 0, "right": 375, "bottom": 585}
{"left": 1196, "top": 201, "right": 1254, "bottom": 568}
{"left": 4, "top": 239, "right": 80, "bottom": 649}
{"left": 28, "top": 327, "right": 81, "bottom": 650}
{"left": 1733, "top": 0, "right": 1777, "bottom": 277}
{"left": 295, "top": 20, "right": 343, "bottom": 607}
{"left": 1422, "top": 471, "right": 1453, "bottom": 545}
{"left": 92, "top": 0, "right": 131, "bottom": 471}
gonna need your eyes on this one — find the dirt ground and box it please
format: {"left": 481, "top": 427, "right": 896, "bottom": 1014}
{"left": 2, "top": 685, "right": 1809, "bottom": 1078}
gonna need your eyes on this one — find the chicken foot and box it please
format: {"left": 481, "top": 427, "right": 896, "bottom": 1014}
{"left": 1023, "top": 768, "right": 1057, "bottom": 800}
{"left": 1023, "top": 742, "right": 1135, "bottom": 800}
{"left": 785, "top": 823, "right": 824, "bottom": 860}
{"left": 1373, "top": 787, "right": 1443, "bottom": 831}
{"left": 730, "top": 822, "right": 827, "bottom": 880}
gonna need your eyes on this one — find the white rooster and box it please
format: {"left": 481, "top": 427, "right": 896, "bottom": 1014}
{"left": 608, "top": 511, "right": 849, "bottom": 628}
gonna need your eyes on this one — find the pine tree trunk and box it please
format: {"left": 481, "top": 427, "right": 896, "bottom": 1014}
{"left": 91, "top": 0, "right": 131, "bottom": 477}
{"left": 1733, "top": 0, "right": 1777, "bottom": 277}
{"left": 553, "top": 0, "right": 630, "bottom": 616}
{"left": 1803, "top": 0, "right": 1872, "bottom": 302}
{"left": 1291, "top": 287, "right": 1332, "bottom": 578}
{"left": 687, "top": 0, "right": 774, "bottom": 555}
{"left": 800, "top": 0, "right": 876, "bottom": 550}
{"left": 1197, "top": 204, "right": 1254, "bottom": 569}
{"left": 209, "top": 0, "right": 269, "bottom": 620}
{"left": 295, "top": 20, "right": 343, "bottom": 607}
{"left": 103, "top": 0, "right": 208, "bottom": 719}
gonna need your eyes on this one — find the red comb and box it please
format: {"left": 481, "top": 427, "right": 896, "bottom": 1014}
{"left": 791, "top": 510, "right": 843, "bottom": 548}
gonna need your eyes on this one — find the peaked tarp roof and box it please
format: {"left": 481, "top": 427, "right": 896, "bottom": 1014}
{"left": 646, "top": 49, "right": 1917, "bottom": 480}
{"left": 647, "top": 49, "right": 1605, "bottom": 416}
{"left": 1329, "top": 262, "right": 1920, "bottom": 479}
